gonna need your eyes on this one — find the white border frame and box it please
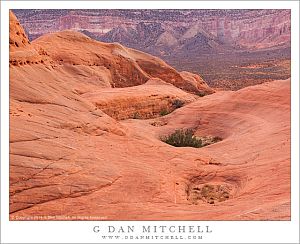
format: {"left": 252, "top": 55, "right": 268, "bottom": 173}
{"left": 1, "top": 1, "right": 299, "bottom": 243}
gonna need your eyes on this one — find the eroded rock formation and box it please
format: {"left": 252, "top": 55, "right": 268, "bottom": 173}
{"left": 9, "top": 11, "right": 290, "bottom": 220}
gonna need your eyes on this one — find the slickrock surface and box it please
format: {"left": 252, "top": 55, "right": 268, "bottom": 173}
{"left": 9, "top": 11, "right": 290, "bottom": 220}
{"left": 32, "top": 31, "right": 214, "bottom": 95}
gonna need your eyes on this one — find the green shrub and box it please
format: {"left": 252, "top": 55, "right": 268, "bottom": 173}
{"left": 161, "top": 129, "right": 202, "bottom": 148}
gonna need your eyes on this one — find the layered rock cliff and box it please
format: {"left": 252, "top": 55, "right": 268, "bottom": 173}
{"left": 14, "top": 9, "right": 291, "bottom": 52}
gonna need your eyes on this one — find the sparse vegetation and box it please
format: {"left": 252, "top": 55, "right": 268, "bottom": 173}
{"left": 196, "top": 91, "right": 206, "bottom": 97}
{"left": 162, "top": 130, "right": 223, "bottom": 148}
{"left": 159, "top": 108, "right": 171, "bottom": 116}
{"left": 172, "top": 99, "right": 185, "bottom": 109}
{"left": 161, "top": 129, "right": 202, "bottom": 148}
{"left": 158, "top": 100, "right": 185, "bottom": 117}
{"left": 168, "top": 49, "right": 291, "bottom": 91}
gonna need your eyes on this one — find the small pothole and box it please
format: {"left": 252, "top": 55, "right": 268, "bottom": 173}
{"left": 187, "top": 183, "right": 232, "bottom": 205}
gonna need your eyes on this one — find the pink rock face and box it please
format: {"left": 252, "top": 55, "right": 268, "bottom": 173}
{"left": 214, "top": 10, "right": 291, "bottom": 48}
{"left": 9, "top": 11, "right": 290, "bottom": 221}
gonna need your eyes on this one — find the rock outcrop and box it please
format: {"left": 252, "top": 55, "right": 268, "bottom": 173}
{"left": 9, "top": 11, "right": 52, "bottom": 66}
{"left": 33, "top": 30, "right": 213, "bottom": 94}
{"left": 82, "top": 78, "right": 198, "bottom": 120}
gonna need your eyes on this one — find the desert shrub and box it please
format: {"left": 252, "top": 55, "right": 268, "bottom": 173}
{"left": 172, "top": 99, "right": 185, "bottom": 109}
{"left": 161, "top": 129, "right": 202, "bottom": 148}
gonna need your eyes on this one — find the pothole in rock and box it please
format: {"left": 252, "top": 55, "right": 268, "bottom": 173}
{"left": 185, "top": 172, "right": 246, "bottom": 205}
{"left": 187, "top": 183, "right": 232, "bottom": 205}
{"left": 161, "top": 129, "right": 222, "bottom": 148}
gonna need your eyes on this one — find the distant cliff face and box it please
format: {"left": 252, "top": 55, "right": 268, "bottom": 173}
{"left": 13, "top": 9, "right": 291, "bottom": 90}
{"left": 14, "top": 9, "right": 290, "bottom": 53}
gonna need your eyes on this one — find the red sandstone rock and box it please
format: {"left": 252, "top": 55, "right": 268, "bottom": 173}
{"left": 33, "top": 30, "right": 212, "bottom": 94}
{"left": 9, "top": 11, "right": 290, "bottom": 220}
{"left": 9, "top": 11, "right": 52, "bottom": 66}
{"left": 82, "top": 78, "right": 198, "bottom": 120}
